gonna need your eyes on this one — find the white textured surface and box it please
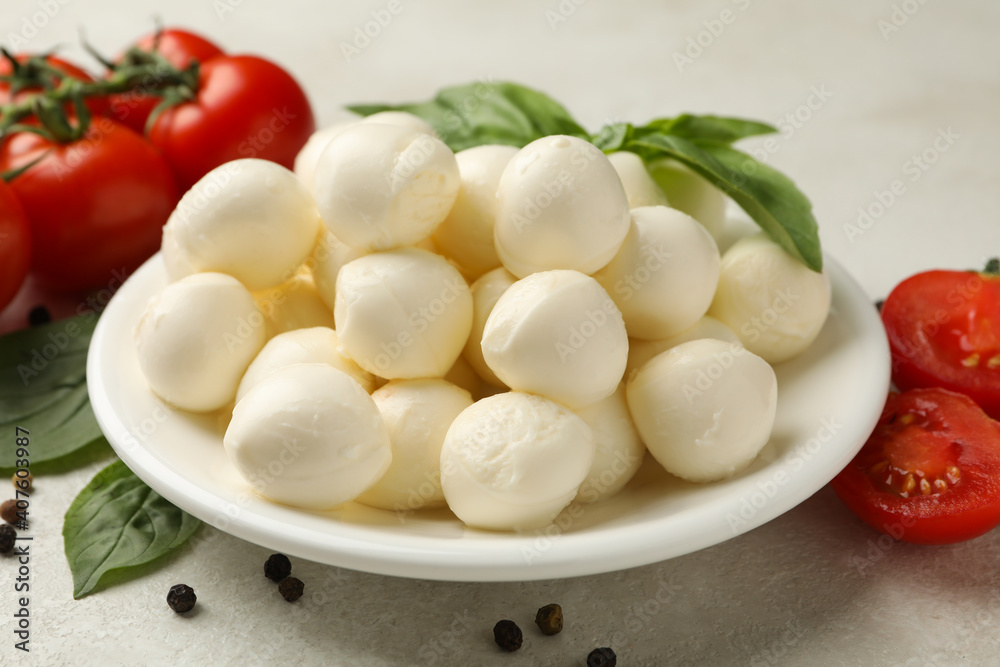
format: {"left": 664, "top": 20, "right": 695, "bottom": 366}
{"left": 2, "top": 0, "right": 999, "bottom": 665}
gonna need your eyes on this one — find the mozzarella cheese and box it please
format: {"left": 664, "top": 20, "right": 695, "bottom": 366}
{"left": 493, "top": 135, "right": 630, "bottom": 277}
{"left": 161, "top": 159, "right": 321, "bottom": 291}
{"left": 625, "top": 316, "right": 740, "bottom": 383}
{"left": 356, "top": 378, "right": 473, "bottom": 511}
{"left": 254, "top": 272, "right": 336, "bottom": 338}
{"left": 594, "top": 205, "right": 720, "bottom": 340}
{"left": 463, "top": 267, "right": 517, "bottom": 388}
{"left": 293, "top": 122, "right": 353, "bottom": 196}
{"left": 626, "top": 338, "right": 777, "bottom": 482}
{"left": 481, "top": 270, "right": 628, "bottom": 410}
{"left": 135, "top": 272, "right": 265, "bottom": 412}
{"left": 432, "top": 145, "right": 519, "bottom": 281}
{"left": 574, "top": 384, "right": 646, "bottom": 504}
{"left": 313, "top": 123, "right": 460, "bottom": 251}
{"left": 440, "top": 392, "right": 595, "bottom": 530}
{"left": 334, "top": 247, "right": 473, "bottom": 379}
{"left": 607, "top": 151, "right": 669, "bottom": 209}
{"left": 224, "top": 363, "right": 391, "bottom": 509}
{"left": 646, "top": 158, "right": 727, "bottom": 240}
{"left": 236, "top": 327, "right": 375, "bottom": 402}
{"left": 709, "top": 232, "right": 831, "bottom": 364}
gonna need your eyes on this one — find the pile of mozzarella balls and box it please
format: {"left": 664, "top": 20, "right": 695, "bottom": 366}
{"left": 134, "top": 110, "right": 831, "bottom": 531}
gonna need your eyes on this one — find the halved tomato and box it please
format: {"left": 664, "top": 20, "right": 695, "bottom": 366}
{"left": 830, "top": 388, "right": 1000, "bottom": 545}
{"left": 882, "top": 268, "right": 1000, "bottom": 419}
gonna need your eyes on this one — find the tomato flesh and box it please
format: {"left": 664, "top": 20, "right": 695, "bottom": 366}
{"left": 882, "top": 269, "right": 1000, "bottom": 419}
{"left": 831, "top": 388, "right": 1000, "bottom": 545}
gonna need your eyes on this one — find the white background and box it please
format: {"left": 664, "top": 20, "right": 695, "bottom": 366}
{"left": 2, "top": 0, "right": 1000, "bottom": 665}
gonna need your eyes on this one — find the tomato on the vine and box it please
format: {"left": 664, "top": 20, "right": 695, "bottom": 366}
{"left": 0, "top": 54, "right": 108, "bottom": 117}
{"left": 0, "top": 181, "right": 31, "bottom": 311}
{"left": 108, "top": 28, "right": 224, "bottom": 134}
{"left": 831, "top": 388, "right": 1000, "bottom": 545}
{"left": 148, "top": 54, "right": 315, "bottom": 191}
{"left": 0, "top": 118, "right": 178, "bottom": 291}
{"left": 882, "top": 268, "right": 1000, "bottom": 419}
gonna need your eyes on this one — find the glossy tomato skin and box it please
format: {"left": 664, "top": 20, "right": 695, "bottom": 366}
{"left": 108, "top": 29, "right": 225, "bottom": 134}
{"left": 831, "top": 388, "right": 1000, "bottom": 545}
{"left": 0, "top": 181, "right": 32, "bottom": 311}
{"left": 882, "top": 270, "right": 1000, "bottom": 419}
{"left": 148, "top": 55, "right": 315, "bottom": 192}
{"left": 0, "top": 55, "right": 108, "bottom": 116}
{"left": 0, "top": 119, "right": 179, "bottom": 292}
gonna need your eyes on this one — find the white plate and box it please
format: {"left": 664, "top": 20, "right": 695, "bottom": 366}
{"left": 88, "top": 252, "right": 889, "bottom": 581}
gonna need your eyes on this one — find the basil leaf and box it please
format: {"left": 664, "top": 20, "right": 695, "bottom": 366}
{"left": 348, "top": 81, "right": 589, "bottom": 152}
{"left": 630, "top": 134, "right": 822, "bottom": 271}
{"left": 63, "top": 460, "right": 201, "bottom": 599}
{"left": 642, "top": 114, "right": 777, "bottom": 144}
{"left": 0, "top": 314, "right": 111, "bottom": 473}
{"left": 591, "top": 122, "right": 633, "bottom": 152}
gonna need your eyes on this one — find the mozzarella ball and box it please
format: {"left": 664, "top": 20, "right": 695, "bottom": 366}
{"left": 626, "top": 339, "right": 777, "bottom": 482}
{"left": 594, "top": 206, "right": 721, "bottom": 340}
{"left": 334, "top": 248, "right": 473, "bottom": 379}
{"left": 135, "top": 273, "right": 265, "bottom": 412}
{"left": 443, "top": 355, "right": 493, "bottom": 401}
{"left": 482, "top": 270, "right": 628, "bottom": 409}
{"left": 313, "top": 124, "right": 460, "bottom": 251}
{"left": 356, "top": 379, "right": 473, "bottom": 511}
{"left": 625, "top": 316, "right": 740, "bottom": 383}
{"left": 440, "top": 392, "right": 595, "bottom": 530}
{"left": 574, "top": 384, "right": 645, "bottom": 504}
{"left": 161, "top": 159, "right": 321, "bottom": 291}
{"left": 607, "top": 151, "right": 669, "bottom": 209}
{"left": 709, "top": 232, "right": 831, "bottom": 364}
{"left": 463, "top": 267, "right": 517, "bottom": 388}
{"left": 254, "top": 273, "right": 335, "bottom": 338}
{"left": 647, "top": 158, "right": 727, "bottom": 239}
{"left": 361, "top": 110, "right": 438, "bottom": 137}
{"left": 224, "top": 364, "right": 391, "bottom": 509}
{"left": 236, "top": 327, "right": 375, "bottom": 402}
{"left": 432, "top": 145, "right": 519, "bottom": 280}
{"left": 310, "top": 226, "right": 368, "bottom": 311}
{"left": 494, "top": 135, "right": 630, "bottom": 277}
{"left": 293, "top": 122, "right": 353, "bottom": 196}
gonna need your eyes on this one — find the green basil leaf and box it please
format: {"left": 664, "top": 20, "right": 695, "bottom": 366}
{"left": 591, "top": 122, "right": 633, "bottom": 152}
{"left": 642, "top": 114, "right": 777, "bottom": 144}
{"left": 0, "top": 313, "right": 111, "bottom": 473}
{"left": 347, "top": 81, "right": 589, "bottom": 152}
{"left": 631, "top": 134, "right": 822, "bottom": 271}
{"left": 63, "top": 460, "right": 201, "bottom": 599}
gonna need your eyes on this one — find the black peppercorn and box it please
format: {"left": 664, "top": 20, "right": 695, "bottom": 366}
{"left": 0, "top": 524, "right": 14, "bottom": 553}
{"left": 587, "top": 647, "right": 616, "bottom": 667}
{"left": 278, "top": 577, "right": 304, "bottom": 602}
{"left": 264, "top": 553, "right": 292, "bottom": 582}
{"left": 534, "top": 603, "right": 563, "bottom": 635}
{"left": 493, "top": 620, "right": 522, "bottom": 652}
{"left": 28, "top": 305, "right": 51, "bottom": 327}
{"left": 0, "top": 500, "right": 17, "bottom": 525}
{"left": 167, "top": 584, "right": 197, "bottom": 613}
{"left": 11, "top": 472, "right": 32, "bottom": 491}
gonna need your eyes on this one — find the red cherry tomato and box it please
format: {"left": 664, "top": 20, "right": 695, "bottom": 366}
{"left": 148, "top": 54, "right": 315, "bottom": 192}
{"left": 0, "top": 119, "right": 178, "bottom": 291}
{"left": 0, "top": 55, "right": 108, "bottom": 116}
{"left": 0, "top": 181, "right": 32, "bottom": 311}
{"left": 882, "top": 269, "right": 1000, "bottom": 419}
{"left": 108, "top": 28, "right": 224, "bottom": 134}
{"left": 830, "top": 388, "right": 1000, "bottom": 545}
